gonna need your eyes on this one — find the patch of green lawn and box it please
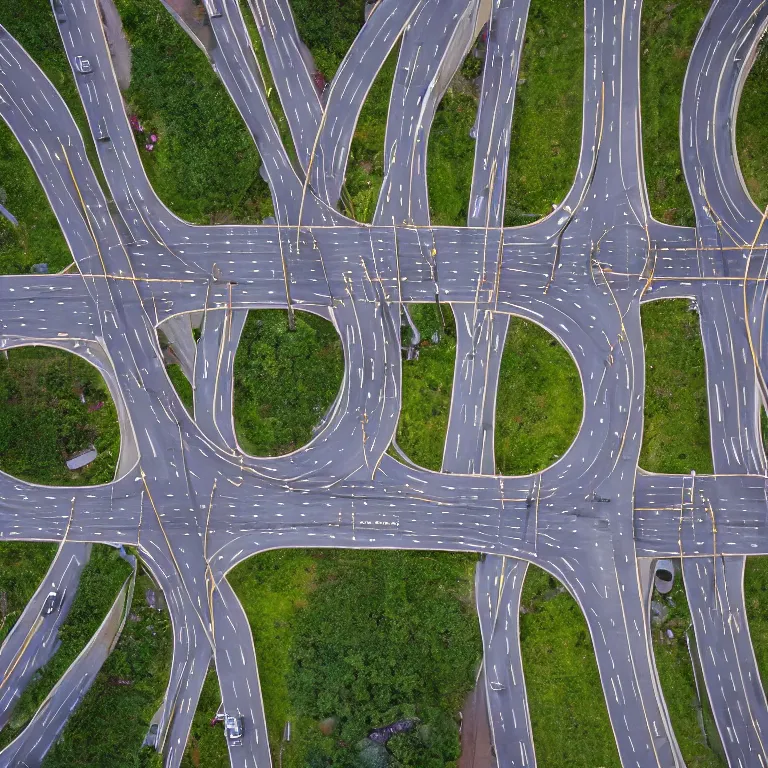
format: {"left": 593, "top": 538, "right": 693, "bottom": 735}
{"left": 495, "top": 318, "right": 582, "bottom": 475}
{"left": 652, "top": 574, "right": 725, "bottom": 767}
{"left": 231, "top": 549, "right": 480, "bottom": 768}
{"left": 505, "top": 0, "right": 583, "bottom": 225}
{"left": 520, "top": 565, "right": 621, "bottom": 768}
{"left": 165, "top": 364, "right": 193, "bottom": 414}
{"left": 641, "top": 0, "right": 709, "bottom": 226}
{"left": 233, "top": 310, "right": 343, "bottom": 456}
{"left": 180, "top": 668, "right": 229, "bottom": 768}
{"left": 115, "top": 0, "right": 273, "bottom": 224}
{"left": 0, "top": 543, "right": 58, "bottom": 646}
{"left": 0, "top": 545, "right": 132, "bottom": 750}
{"left": 736, "top": 41, "right": 768, "bottom": 210}
{"left": 744, "top": 557, "right": 768, "bottom": 698}
{"left": 640, "top": 300, "right": 713, "bottom": 474}
{"left": 42, "top": 570, "right": 172, "bottom": 768}
{"left": 397, "top": 304, "right": 456, "bottom": 471}
{"left": 0, "top": 347, "right": 120, "bottom": 486}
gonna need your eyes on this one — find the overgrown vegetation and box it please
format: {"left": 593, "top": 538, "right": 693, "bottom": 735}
{"left": 115, "top": 0, "right": 273, "bottom": 224}
{"left": 43, "top": 570, "right": 172, "bottom": 768}
{"left": 505, "top": 0, "right": 584, "bottom": 225}
{"left": 736, "top": 40, "right": 768, "bottom": 210}
{"left": 496, "top": 319, "right": 582, "bottom": 474}
{"left": 651, "top": 572, "right": 725, "bottom": 767}
{"left": 640, "top": 0, "right": 709, "bottom": 226}
{"left": 0, "top": 347, "right": 120, "bottom": 486}
{"left": 165, "top": 363, "right": 193, "bottom": 413}
{"left": 230, "top": 549, "right": 481, "bottom": 768}
{"left": 0, "top": 545, "right": 132, "bottom": 750}
{"left": 397, "top": 304, "right": 456, "bottom": 471}
{"left": 0, "top": 543, "right": 57, "bottom": 645}
{"left": 640, "top": 300, "right": 713, "bottom": 474}
{"left": 233, "top": 310, "right": 343, "bottom": 456}
{"left": 521, "top": 565, "right": 621, "bottom": 767}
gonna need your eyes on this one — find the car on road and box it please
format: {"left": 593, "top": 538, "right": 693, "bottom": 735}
{"left": 53, "top": 0, "right": 67, "bottom": 23}
{"left": 42, "top": 590, "right": 62, "bottom": 616}
{"left": 74, "top": 56, "right": 92, "bottom": 74}
{"left": 96, "top": 118, "right": 110, "bottom": 142}
{"left": 225, "top": 715, "right": 244, "bottom": 746}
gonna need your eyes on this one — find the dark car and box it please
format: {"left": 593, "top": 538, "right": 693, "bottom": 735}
{"left": 42, "top": 590, "right": 60, "bottom": 616}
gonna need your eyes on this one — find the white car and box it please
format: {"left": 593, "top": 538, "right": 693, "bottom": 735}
{"left": 75, "top": 56, "right": 92, "bottom": 74}
{"left": 225, "top": 715, "right": 244, "bottom": 746}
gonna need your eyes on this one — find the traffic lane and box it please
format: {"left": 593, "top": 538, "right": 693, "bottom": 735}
{"left": 213, "top": 577, "right": 271, "bottom": 768}
{"left": 0, "top": 542, "right": 90, "bottom": 729}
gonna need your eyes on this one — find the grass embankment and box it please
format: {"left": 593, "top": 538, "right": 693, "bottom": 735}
{"left": 233, "top": 310, "right": 343, "bottom": 456}
{"left": 180, "top": 668, "right": 228, "bottom": 768}
{"left": 736, "top": 38, "right": 768, "bottom": 210}
{"left": 0, "top": 0, "right": 110, "bottom": 273}
{"left": 640, "top": 300, "right": 723, "bottom": 765}
{"left": 640, "top": 299, "right": 713, "bottom": 474}
{"left": 115, "top": 0, "right": 272, "bottom": 224}
{"left": 0, "top": 546, "right": 132, "bottom": 750}
{"left": 505, "top": 0, "right": 583, "bottom": 225}
{"left": 42, "top": 570, "right": 172, "bottom": 768}
{"left": 0, "top": 347, "right": 120, "bottom": 486}
{"left": 641, "top": 0, "right": 709, "bottom": 226}
{"left": 0, "top": 543, "right": 58, "bottom": 646}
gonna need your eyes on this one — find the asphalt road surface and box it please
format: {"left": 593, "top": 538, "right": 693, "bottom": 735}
{"left": 0, "top": 0, "right": 766, "bottom": 766}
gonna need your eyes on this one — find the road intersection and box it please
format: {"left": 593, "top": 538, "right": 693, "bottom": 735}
{"left": 0, "top": 0, "right": 767, "bottom": 765}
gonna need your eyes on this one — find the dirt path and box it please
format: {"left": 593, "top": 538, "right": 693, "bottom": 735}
{"left": 459, "top": 670, "right": 495, "bottom": 768}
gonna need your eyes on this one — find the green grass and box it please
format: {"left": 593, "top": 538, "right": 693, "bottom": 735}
{"left": 736, "top": 41, "right": 768, "bottom": 210}
{"left": 0, "top": 545, "right": 132, "bottom": 750}
{"left": 397, "top": 304, "right": 456, "bottom": 471}
{"left": 652, "top": 573, "right": 725, "bottom": 767}
{"left": 233, "top": 310, "right": 343, "bottom": 456}
{"left": 115, "top": 0, "right": 273, "bottom": 224}
{"left": 640, "top": 300, "right": 713, "bottom": 474}
{"left": 166, "top": 364, "right": 193, "bottom": 413}
{"left": 230, "top": 549, "right": 481, "bottom": 768}
{"left": 520, "top": 565, "right": 621, "bottom": 768}
{"left": 0, "top": 347, "right": 120, "bottom": 486}
{"left": 180, "top": 667, "right": 229, "bottom": 768}
{"left": 744, "top": 558, "right": 768, "bottom": 697}
{"left": 641, "top": 0, "right": 709, "bottom": 226}
{"left": 495, "top": 318, "right": 582, "bottom": 474}
{"left": 42, "top": 570, "right": 172, "bottom": 768}
{"left": 505, "top": 0, "right": 583, "bottom": 225}
{"left": 0, "top": 543, "right": 58, "bottom": 646}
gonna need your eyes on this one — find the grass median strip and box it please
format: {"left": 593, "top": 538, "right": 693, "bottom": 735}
{"left": 736, "top": 38, "right": 768, "bottom": 210}
{"left": 180, "top": 667, "right": 229, "bottom": 768}
{"left": 42, "top": 569, "right": 172, "bottom": 768}
{"left": 0, "top": 545, "right": 132, "bottom": 750}
{"left": 505, "top": 0, "right": 583, "bottom": 225}
{"left": 640, "top": 0, "right": 709, "bottom": 226}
